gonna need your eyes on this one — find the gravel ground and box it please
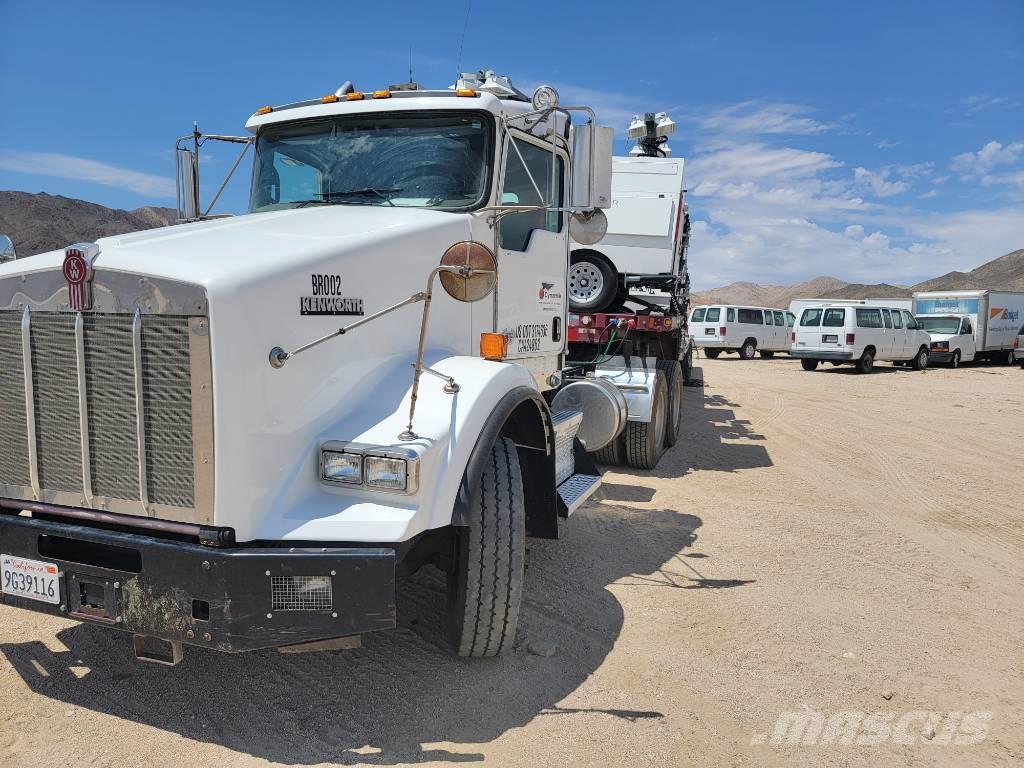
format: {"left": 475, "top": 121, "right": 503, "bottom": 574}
{"left": 1, "top": 355, "right": 1021, "bottom": 767}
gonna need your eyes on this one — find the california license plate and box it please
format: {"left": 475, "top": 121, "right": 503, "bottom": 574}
{"left": 1, "top": 555, "right": 60, "bottom": 605}
{"left": 823, "top": 334, "right": 838, "bottom": 343}
{"left": 705, "top": 328, "right": 716, "bottom": 335}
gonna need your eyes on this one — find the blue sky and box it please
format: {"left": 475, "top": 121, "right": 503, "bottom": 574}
{"left": 1, "top": 0, "right": 1022, "bottom": 288}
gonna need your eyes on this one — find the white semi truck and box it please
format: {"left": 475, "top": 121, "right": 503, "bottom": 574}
{"left": 0, "top": 71, "right": 674, "bottom": 664}
{"left": 913, "top": 290, "right": 1024, "bottom": 366}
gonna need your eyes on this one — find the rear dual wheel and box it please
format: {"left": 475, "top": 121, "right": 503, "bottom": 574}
{"left": 625, "top": 372, "right": 668, "bottom": 470}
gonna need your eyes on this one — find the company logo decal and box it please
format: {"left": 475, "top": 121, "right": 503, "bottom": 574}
{"left": 991, "top": 307, "right": 1020, "bottom": 322}
{"left": 537, "top": 277, "right": 563, "bottom": 313}
{"left": 63, "top": 245, "right": 96, "bottom": 311}
{"left": 301, "top": 273, "right": 365, "bottom": 317}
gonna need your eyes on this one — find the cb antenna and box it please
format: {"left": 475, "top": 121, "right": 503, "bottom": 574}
{"left": 456, "top": 0, "right": 472, "bottom": 78}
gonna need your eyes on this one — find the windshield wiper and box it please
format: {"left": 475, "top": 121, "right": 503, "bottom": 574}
{"left": 323, "top": 187, "right": 401, "bottom": 206}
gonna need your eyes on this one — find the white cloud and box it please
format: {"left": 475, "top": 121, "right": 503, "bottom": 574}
{"left": 853, "top": 166, "right": 908, "bottom": 197}
{"left": 920, "top": 189, "right": 939, "bottom": 199}
{"left": 695, "top": 102, "right": 833, "bottom": 136}
{"left": 951, "top": 140, "right": 1024, "bottom": 174}
{"left": 961, "top": 94, "right": 1014, "bottom": 113}
{"left": 0, "top": 150, "right": 174, "bottom": 197}
{"left": 876, "top": 139, "right": 900, "bottom": 149}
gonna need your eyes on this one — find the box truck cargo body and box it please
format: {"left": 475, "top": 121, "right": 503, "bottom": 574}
{"left": 913, "top": 290, "right": 1024, "bottom": 364}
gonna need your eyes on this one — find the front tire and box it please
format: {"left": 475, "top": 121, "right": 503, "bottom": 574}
{"left": 447, "top": 437, "right": 525, "bottom": 658}
{"left": 568, "top": 253, "right": 618, "bottom": 313}
{"left": 911, "top": 347, "right": 929, "bottom": 370}
{"left": 950, "top": 350, "right": 960, "bottom": 369}
{"left": 704, "top": 348, "right": 721, "bottom": 359}
{"left": 855, "top": 350, "right": 875, "bottom": 374}
{"left": 625, "top": 372, "right": 668, "bottom": 469}
{"left": 801, "top": 358, "right": 819, "bottom": 371}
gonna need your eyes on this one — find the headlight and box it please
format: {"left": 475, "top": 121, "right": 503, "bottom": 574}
{"left": 321, "top": 451, "right": 362, "bottom": 484}
{"left": 364, "top": 456, "right": 408, "bottom": 491}
{"left": 931, "top": 341, "right": 949, "bottom": 350}
{"left": 319, "top": 442, "right": 419, "bottom": 494}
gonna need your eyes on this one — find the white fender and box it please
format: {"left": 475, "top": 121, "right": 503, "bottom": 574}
{"left": 238, "top": 353, "right": 539, "bottom": 543}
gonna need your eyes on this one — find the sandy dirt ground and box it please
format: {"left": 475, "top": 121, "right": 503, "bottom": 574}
{"left": 1, "top": 355, "right": 1021, "bottom": 767}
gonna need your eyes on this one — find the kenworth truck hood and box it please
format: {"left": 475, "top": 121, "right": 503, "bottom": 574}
{"left": 1, "top": 206, "right": 493, "bottom": 541}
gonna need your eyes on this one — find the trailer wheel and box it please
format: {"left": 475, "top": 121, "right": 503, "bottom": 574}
{"left": 568, "top": 253, "right": 617, "bottom": 312}
{"left": 625, "top": 372, "right": 667, "bottom": 469}
{"left": 800, "top": 358, "right": 819, "bottom": 371}
{"left": 911, "top": 347, "right": 929, "bottom": 370}
{"left": 704, "top": 349, "right": 721, "bottom": 359}
{"left": 591, "top": 432, "right": 625, "bottom": 465}
{"left": 447, "top": 437, "right": 525, "bottom": 658}
{"left": 657, "top": 360, "right": 684, "bottom": 447}
{"left": 681, "top": 342, "right": 694, "bottom": 382}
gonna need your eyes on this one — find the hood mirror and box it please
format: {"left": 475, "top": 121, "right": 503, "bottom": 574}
{"left": 439, "top": 241, "right": 497, "bottom": 302}
{"left": 0, "top": 234, "right": 17, "bottom": 263}
{"left": 569, "top": 209, "right": 608, "bottom": 246}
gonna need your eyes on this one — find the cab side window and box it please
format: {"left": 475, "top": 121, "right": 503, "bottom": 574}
{"left": 903, "top": 311, "right": 919, "bottom": 329}
{"left": 499, "top": 137, "right": 564, "bottom": 252}
{"left": 961, "top": 318, "right": 973, "bottom": 335}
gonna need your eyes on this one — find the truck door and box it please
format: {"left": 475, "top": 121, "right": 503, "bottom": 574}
{"left": 960, "top": 316, "right": 977, "bottom": 360}
{"left": 889, "top": 307, "right": 906, "bottom": 359}
{"left": 495, "top": 131, "right": 569, "bottom": 370}
{"left": 880, "top": 309, "right": 896, "bottom": 359}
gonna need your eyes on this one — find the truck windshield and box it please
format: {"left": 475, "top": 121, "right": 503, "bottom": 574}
{"left": 249, "top": 112, "right": 492, "bottom": 212}
{"left": 917, "top": 317, "right": 962, "bottom": 334}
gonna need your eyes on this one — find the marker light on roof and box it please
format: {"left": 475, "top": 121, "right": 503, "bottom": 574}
{"left": 372, "top": 90, "right": 392, "bottom": 99}
{"left": 321, "top": 94, "right": 339, "bottom": 103}
{"left": 256, "top": 105, "right": 273, "bottom": 115}
{"left": 345, "top": 92, "right": 365, "bottom": 101}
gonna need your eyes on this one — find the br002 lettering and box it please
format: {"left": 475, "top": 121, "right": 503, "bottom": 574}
{"left": 312, "top": 274, "right": 345, "bottom": 296}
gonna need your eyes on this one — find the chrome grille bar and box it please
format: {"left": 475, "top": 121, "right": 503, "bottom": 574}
{"left": 21, "top": 307, "right": 40, "bottom": 500}
{"left": 132, "top": 309, "right": 150, "bottom": 515}
{"left": 74, "top": 312, "right": 94, "bottom": 506}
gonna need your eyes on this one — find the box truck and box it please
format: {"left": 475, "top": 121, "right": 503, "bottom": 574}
{"left": 913, "top": 290, "right": 1024, "bottom": 365}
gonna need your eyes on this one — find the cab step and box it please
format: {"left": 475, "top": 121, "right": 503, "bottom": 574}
{"left": 557, "top": 473, "right": 602, "bottom": 517}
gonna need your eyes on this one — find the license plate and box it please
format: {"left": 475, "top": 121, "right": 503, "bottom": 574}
{"left": 705, "top": 328, "right": 716, "bottom": 335}
{"left": 1, "top": 555, "right": 60, "bottom": 605}
{"left": 823, "top": 334, "right": 838, "bottom": 343}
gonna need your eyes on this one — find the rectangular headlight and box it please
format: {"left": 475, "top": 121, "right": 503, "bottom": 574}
{"left": 364, "top": 456, "right": 407, "bottom": 491}
{"left": 322, "top": 451, "right": 362, "bottom": 484}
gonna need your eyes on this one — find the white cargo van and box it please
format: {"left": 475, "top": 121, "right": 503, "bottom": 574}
{"left": 916, "top": 315, "right": 976, "bottom": 367}
{"left": 791, "top": 304, "right": 931, "bottom": 373}
{"left": 690, "top": 305, "right": 790, "bottom": 359}
{"left": 913, "top": 290, "right": 1024, "bottom": 365}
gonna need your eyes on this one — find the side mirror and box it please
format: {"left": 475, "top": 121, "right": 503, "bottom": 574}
{"left": 0, "top": 234, "right": 17, "bottom": 263}
{"left": 570, "top": 124, "right": 613, "bottom": 210}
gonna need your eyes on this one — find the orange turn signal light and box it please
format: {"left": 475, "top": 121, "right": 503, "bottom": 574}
{"left": 321, "top": 94, "right": 339, "bottom": 103}
{"left": 345, "top": 92, "right": 365, "bottom": 101}
{"left": 455, "top": 88, "right": 477, "bottom": 97}
{"left": 480, "top": 333, "right": 508, "bottom": 361}
{"left": 256, "top": 105, "right": 273, "bottom": 115}
{"left": 371, "top": 90, "right": 392, "bottom": 99}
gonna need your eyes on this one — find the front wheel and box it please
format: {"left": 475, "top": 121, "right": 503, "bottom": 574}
{"left": 800, "top": 358, "right": 819, "bottom": 371}
{"left": 855, "top": 350, "right": 875, "bottom": 374}
{"left": 704, "top": 348, "right": 721, "bottom": 359}
{"left": 950, "top": 350, "right": 960, "bottom": 369}
{"left": 911, "top": 347, "right": 929, "bottom": 371}
{"left": 447, "top": 437, "right": 525, "bottom": 658}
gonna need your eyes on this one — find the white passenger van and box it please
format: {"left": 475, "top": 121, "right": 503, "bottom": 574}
{"left": 791, "top": 304, "right": 931, "bottom": 373}
{"left": 690, "top": 305, "right": 791, "bottom": 359}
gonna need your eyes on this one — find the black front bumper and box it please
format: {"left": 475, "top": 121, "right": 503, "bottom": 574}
{"left": 928, "top": 350, "right": 953, "bottom": 363}
{"left": 0, "top": 513, "right": 396, "bottom": 653}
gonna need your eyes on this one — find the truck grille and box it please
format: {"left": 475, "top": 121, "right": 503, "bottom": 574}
{"left": 0, "top": 309, "right": 213, "bottom": 524}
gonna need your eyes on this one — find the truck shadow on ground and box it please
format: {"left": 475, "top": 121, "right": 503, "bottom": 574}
{"left": 656, "top": 376, "right": 771, "bottom": 478}
{"left": 0, "top": 506, "right": 716, "bottom": 765}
